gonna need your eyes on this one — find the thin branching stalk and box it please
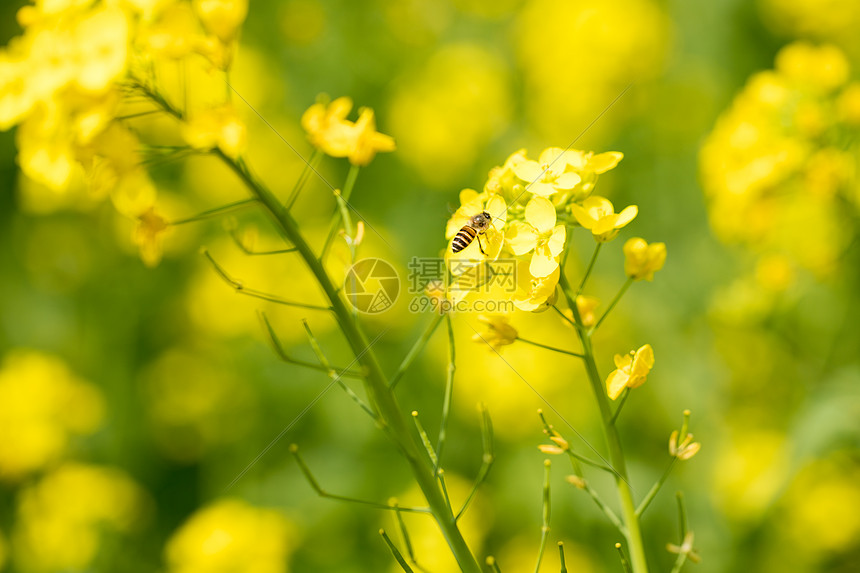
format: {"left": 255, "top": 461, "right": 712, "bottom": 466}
{"left": 558, "top": 542, "right": 567, "bottom": 573}
{"left": 380, "top": 529, "right": 415, "bottom": 573}
{"left": 558, "top": 270, "right": 648, "bottom": 573}
{"left": 592, "top": 277, "right": 633, "bottom": 332}
{"left": 170, "top": 198, "right": 258, "bottom": 225}
{"left": 577, "top": 242, "right": 602, "bottom": 296}
{"left": 390, "top": 313, "right": 445, "bottom": 389}
{"left": 435, "top": 313, "right": 456, "bottom": 473}
{"left": 635, "top": 459, "right": 677, "bottom": 517}
{"left": 534, "top": 460, "right": 552, "bottom": 573}
{"left": 137, "top": 83, "right": 484, "bottom": 573}
{"left": 517, "top": 337, "right": 584, "bottom": 358}
{"left": 457, "top": 404, "right": 494, "bottom": 520}
{"left": 290, "top": 445, "right": 429, "bottom": 513}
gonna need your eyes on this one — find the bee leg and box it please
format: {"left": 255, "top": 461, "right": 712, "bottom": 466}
{"left": 477, "top": 234, "right": 487, "bottom": 256}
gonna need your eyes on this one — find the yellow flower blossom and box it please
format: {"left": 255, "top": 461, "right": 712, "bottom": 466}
{"left": 563, "top": 150, "right": 624, "bottom": 198}
{"left": 302, "top": 96, "right": 395, "bottom": 165}
{"left": 512, "top": 147, "right": 582, "bottom": 197}
{"left": 74, "top": 6, "right": 129, "bottom": 93}
{"left": 165, "top": 499, "right": 297, "bottom": 573}
{"left": 669, "top": 431, "right": 701, "bottom": 460}
{"left": 512, "top": 260, "right": 559, "bottom": 312}
{"left": 605, "top": 344, "right": 654, "bottom": 400}
{"left": 134, "top": 207, "right": 170, "bottom": 267}
{"left": 0, "top": 350, "right": 104, "bottom": 481}
{"left": 348, "top": 106, "right": 396, "bottom": 166}
{"left": 13, "top": 463, "right": 146, "bottom": 572}
{"left": 570, "top": 196, "right": 638, "bottom": 242}
{"left": 484, "top": 148, "right": 527, "bottom": 198}
{"left": 623, "top": 237, "right": 666, "bottom": 280}
{"left": 575, "top": 295, "right": 599, "bottom": 328}
{"left": 472, "top": 315, "right": 517, "bottom": 350}
{"left": 141, "top": 2, "right": 205, "bottom": 60}
{"left": 505, "top": 196, "right": 566, "bottom": 277}
{"left": 775, "top": 42, "right": 850, "bottom": 93}
{"left": 182, "top": 105, "right": 247, "bottom": 159}
{"left": 193, "top": 0, "right": 248, "bottom": 43}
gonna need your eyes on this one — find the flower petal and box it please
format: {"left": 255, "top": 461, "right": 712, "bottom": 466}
{"left": 529, "top": 245, "right": 559, "bottom": 278}
{"left": 505, "top": 221, "right": 539, "bottom": 255}
{"left": 615, "top": 205, "right": 638, "bottom": 228}
{"left": 547, "top": 225, "right": 566, "bottom": 257}
{"left": 525, "top": 196, "right": 557, "bottom": 234}
{"left": 528, "top": 181, "right": 557, "bottom": 197}
{"left": 539, "top": 147, "right": 565, "bottom": 166}
{"left": 485, "top": 194, "right": 507, "bottom": 228}
{"left": 569, "top": 203, "right": 595, "bottom": 229}
{"left": 588, "top": 151, "right": 623, "bottom": 174}
{"left": 606, "top": 369, "right": 629, "bottom": 400}
{"left": 582, "top": 195, "right": 614, "bottom": 216}
{"left": 512, "top": 160, "right": 544, "bottom": 183}
{"left": 553, "top": 171, "right": 582, "bottom": 190}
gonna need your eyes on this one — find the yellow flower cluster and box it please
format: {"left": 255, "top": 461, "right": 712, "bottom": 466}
{"left": 0, "top": 0, "right": 249, "bottom": 265}
{"left": 302, "top": 96, "right": 395, "bottom": 166}
{"left": 165, "top": 499, "right": 297, "bottom": 573}
{"left": 700, "top": 42, "right": 860, "bottom": 279}
{"left": 444, "top": 146, "right": 633, "bottom": 312}
{"left": 605, "top": 344, "right": 654, "bottom": 400}
{"left": 12, "top": 463, "right": 146, "bottom": 572}
{"left": 0, "top": 350, "right": 104, "bottom": 481}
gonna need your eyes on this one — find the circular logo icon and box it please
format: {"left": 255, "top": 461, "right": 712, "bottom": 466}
{"left": 344, "top": 258, "right": 400, "bottom": 314}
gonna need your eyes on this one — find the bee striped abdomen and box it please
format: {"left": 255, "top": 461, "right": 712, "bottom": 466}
{"left": 452, "top": 225, "right": 478, "bottom": 253}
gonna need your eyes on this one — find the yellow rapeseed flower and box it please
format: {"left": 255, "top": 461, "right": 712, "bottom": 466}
{"left": 182, "top": 105, "right": 247, "bottom": 159}
{"left": 512, "top": 147, "right": 582, "bottom": 197}
{"left": 347, "top": 106, "right": 396, "bottom": 166}
{"left": 472, "top": 315, "right": 518, "bottom": 350}
{"left": 669, "top": 431, "right": 701, "bottom": 460}
{"left": 570, "top": 196, "right": 638, "bottom": 242}
{"left": 73, "top": 6, "right": 129, "bottom": 93}
{"left": 563, "top": 150, "right": 624, "bottom": 198}
{"left": 575, "top": 295, "right": 599, "bottom": 328}
{"left": 605, "top": 344, "right": 654, "bottom": 400}
{"left": 134, "top": 207, "right": 170, "bottom": 267}
{"left": 302, "top": 96, "right": 395, "bottom": 165}
{"left": 165, "top": 499, "right": 297, "bottom": 573}
{"left": 623, "top": 237, "right": 666, "bottom": 280}
{"left": 505, "top": 196, "right": 566, "bottom": 277}
{"left": 0, "top": 350, "right": 104, "bottom": 481}
{"left": 512, "top": 260, "right": 559, "bottom": 312}
{"left": 193, "top": 0, "right": 248, "bottom": 43}
{"left": 13, "top": 463, "right": 146, "bottom": 572}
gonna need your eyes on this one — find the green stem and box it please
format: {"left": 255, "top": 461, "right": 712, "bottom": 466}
{"left": 321, "top": 163, "right": 360, "bottom": 259}
{"left": 517, "top": 337, "right": 584, "bottom": 358}
{"left": 380, "top": 529, "right": 415, "bottom": 573}
{"left": 635, "top": 459, "right": 676, "bottom": 517}
{"left": 170, "top": 198, "right": 258, "bottom": 225}
{"left": 286, "top": 149, "right": 322, "bottom": 210}
{"left": 435, "top": 314, "right": 455, "bottom": 473}
{"left": 577, "top": 242, "right": 602, "bottom": 296}
{"left": 534, "top": 460, "right": 552, "bottom": 573}
{"left": 558, "top": 542, "right": 567, "bottom": 573}
{"left": 610, "top": 388, "right": 630, "bottom": 425}
{"left": 143, "top": 81, "right": 483, "bottom": 573}
{"left": 389, "top": 313, "right": 445, "bottom": 390}
{"left": 559, "top": 271, "right": 648, "bottom": 573}
{"left": 224, "top": 153, "right": 483, "bottom": 572}
{"left": 591, "top": 278, "right": 633, "bottom": 333}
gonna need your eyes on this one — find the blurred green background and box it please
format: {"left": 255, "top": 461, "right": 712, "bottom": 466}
{"left": 1, "top": 0, "right": 859, "bottom": 572}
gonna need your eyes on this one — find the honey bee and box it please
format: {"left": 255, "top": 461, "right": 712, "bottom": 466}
{"left": 451, "top": 211, "right": 492, "bottom": 255}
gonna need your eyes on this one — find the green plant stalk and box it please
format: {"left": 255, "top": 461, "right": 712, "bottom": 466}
{"left": 559, "top": 270, "right": 648, "bottom": 573}
{"left": 219, "top": 152, "right": 484, "bottom": 573}
{"left": 138, "top": 84, "right": 481, "bottom": 571}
